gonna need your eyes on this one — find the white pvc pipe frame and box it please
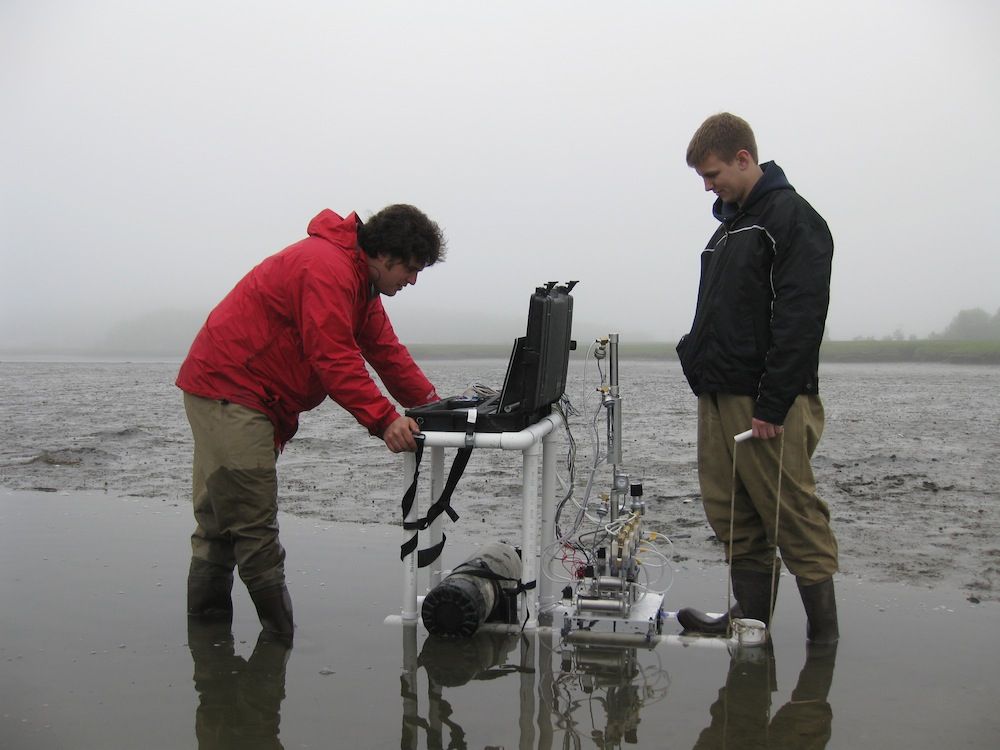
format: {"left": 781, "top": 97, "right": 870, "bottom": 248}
{"left": 400, "top": 410, "right": 565, "bottom": 629}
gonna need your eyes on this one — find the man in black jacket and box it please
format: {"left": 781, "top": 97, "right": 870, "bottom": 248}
{"left": 675, "top": 113, "right": 839, "bottom": 644}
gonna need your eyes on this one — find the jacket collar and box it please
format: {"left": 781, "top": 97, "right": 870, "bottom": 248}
{"left": 712, "top": 161, "right": 795, "bottom": 222}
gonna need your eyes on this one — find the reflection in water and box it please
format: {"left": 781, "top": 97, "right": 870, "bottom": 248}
{"left": 419, "top": 630, "right": 523, "bottom": 687}
{"left": 693, "top": 643, "right": 837, "bottom": 750}
{"left": 403, "top": 631, "right": 525, "bottom": 749}
{"left": 188, "top": 621, "right": 292, "bottom": 749}
{"left": 548, "top": 641, "right": 671, "bottom": 748}
{"left": 400, "top": 628, "right": 836, "bottom": 750}
{"left": 401, "top": 628, "right": 671, "bottom": 749}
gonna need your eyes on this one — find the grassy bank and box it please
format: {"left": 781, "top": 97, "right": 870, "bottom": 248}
{"left": 406, "top": 340, "right": 1000, "bottom": 364}
{"left": 819, "top": 340, "right": 1000, "bottom": 364}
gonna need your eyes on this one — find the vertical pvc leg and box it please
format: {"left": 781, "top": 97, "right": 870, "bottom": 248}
{"left": 400, "top": 623, "right": 418, "bottom": 749}
{"left": 427, "top": 446, "right": 445, "bottom": 589}
{"left": 427, "top": 664, "right": 443, "bottom": 747}
{"left": 538, "top": 428, "right": 559, "bottom": 619}
{"left": 537, "top": 628, "right": 556, "bottom": 750}
{"left": 402, "top": 452, "right": 419, "bottom": 621}
{"left": 521, "top": 439, "right": 541, "bottom": 629}
{"left": 518, "top": 634, "right": 536, "bottom": 750}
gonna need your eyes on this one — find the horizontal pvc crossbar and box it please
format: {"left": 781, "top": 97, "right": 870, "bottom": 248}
{"left": 417, "top": 411, "right": 564, "bottom": 451}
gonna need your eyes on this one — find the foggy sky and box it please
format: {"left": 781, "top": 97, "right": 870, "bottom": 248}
{"left": 3, "top": 0, "right": 999, "bottom": 351}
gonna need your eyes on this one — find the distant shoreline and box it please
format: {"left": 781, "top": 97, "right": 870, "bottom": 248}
{"left": 2, "top": 340, "right": 999, "bottom": 364}
{"left": 404, "top": 340, "right": 1000, "bottom": 364}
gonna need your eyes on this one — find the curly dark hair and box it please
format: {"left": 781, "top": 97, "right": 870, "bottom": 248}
{"left": 357, "top": 204, "right": 447, "bottom": 267}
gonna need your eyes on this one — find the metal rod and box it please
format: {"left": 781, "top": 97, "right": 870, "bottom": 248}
{"left": 607, "top": 333, "right": 622, "bottom": 467}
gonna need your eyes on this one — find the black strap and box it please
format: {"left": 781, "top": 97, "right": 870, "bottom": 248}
{"left": 400, "top": 436, "right": 474, "bottom": 567}
{"left": 399, "top": 436, "right": 426, "bottom": 562}
{"left": 451, "top": 562, "right": 536, "bottom": 595}
{"left": 421, "top": 445, "right": 471, "bottom": 528}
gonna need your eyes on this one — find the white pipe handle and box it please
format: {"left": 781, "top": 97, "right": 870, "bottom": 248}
{"left": 734, "top": 429, "right": 753, "bottom": 443}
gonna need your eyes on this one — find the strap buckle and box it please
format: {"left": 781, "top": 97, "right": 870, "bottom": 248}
{"left": 464, "top": 408, "right": 477, "bottom": 448}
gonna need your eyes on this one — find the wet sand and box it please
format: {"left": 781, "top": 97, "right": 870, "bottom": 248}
{"left": 2, "top": 489, "right": 998, "bottom": 749}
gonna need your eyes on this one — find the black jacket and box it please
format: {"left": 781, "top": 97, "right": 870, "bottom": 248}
{"left": 676, "top": 161, "right": 833, "bottom": 425}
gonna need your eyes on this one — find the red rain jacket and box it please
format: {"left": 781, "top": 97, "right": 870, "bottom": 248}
{"left": 176, "top": 209, "right": 438, "bottom": 447}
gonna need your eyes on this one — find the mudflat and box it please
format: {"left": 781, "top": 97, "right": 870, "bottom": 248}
{"left": 2, "top": 359, "right": 997, "bottom": 601}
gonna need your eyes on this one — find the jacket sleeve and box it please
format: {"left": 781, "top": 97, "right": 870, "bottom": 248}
{"left": 755, "top": 201, "right": 833, "bottom": 424}
{"left": 295, "top": 256, "right": 402, "bottom": 437}
{"left": 357, "top": 298, "right": 439, "bottom": 408}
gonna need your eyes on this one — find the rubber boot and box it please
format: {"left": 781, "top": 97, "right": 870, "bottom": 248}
{"left": 797, "top": 577, "right": 839, "bottom": 644}
{"left": 249, "top": 584, "right": 294, "bottom": 640}
{"left": 187, "top": 561, "right": 234, "bottom": 622}
{"left": 677, "top": 567, "right": 779, "bottom": 635}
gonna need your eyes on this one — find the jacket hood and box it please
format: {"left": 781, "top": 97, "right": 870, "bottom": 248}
{"left": 306, "top": 208, "right": 375, "bottom": 297}
{"left": 712, "top": 161, "right": 795, "bottom": 222}
{"left": 307, "top": 209, "right": 361, "bottom": 248}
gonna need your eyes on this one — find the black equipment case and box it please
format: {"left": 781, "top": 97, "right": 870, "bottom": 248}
{"left": 407, "top": 282, "right": 576, "bottom": 433}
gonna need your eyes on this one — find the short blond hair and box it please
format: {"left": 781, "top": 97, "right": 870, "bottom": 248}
{"left": 686, "top": 112, "right": 758, "bottom": 166}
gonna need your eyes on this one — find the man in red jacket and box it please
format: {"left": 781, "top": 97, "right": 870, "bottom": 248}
{"left": 177, "top": 204, "right": 446, "bottom": 638}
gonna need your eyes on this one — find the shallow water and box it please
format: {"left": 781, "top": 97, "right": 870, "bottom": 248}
{"left": 2, "top": 490, "right": 998, "bottom": 749}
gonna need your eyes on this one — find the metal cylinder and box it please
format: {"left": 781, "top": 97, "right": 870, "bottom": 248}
{"left": 595, "top": 576, "right": 626, "bottom": 592}
{"left": 573, "top": 646, "right": 635, "bottom": 673}
{"left": 576, "top": 596, "right": 628, "bottom": 615}
{"left": 608, "top": 333, "right": 620, "bottom": 393}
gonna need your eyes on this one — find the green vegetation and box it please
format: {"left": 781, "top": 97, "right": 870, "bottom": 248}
{"left": 933, "top": 307, "right": 1000, "bottom": 341}
{"left": 820, "top": 306, "right": 1000, "bottom": 363}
